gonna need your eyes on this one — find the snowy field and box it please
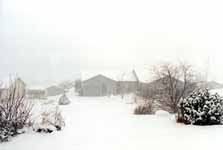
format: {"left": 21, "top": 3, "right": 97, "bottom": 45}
{"left": 2, "top": 91, "right": 223, "bottom": 150}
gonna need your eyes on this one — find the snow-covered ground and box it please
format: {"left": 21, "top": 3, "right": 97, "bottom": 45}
{"left": 2, "top": 90, "right": 223, "bottom": 150}
{"left": 211, "top": 88, "right": 223, "bottom": 96}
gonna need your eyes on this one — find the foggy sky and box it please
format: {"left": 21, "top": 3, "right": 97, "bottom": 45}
{"left": 1, "top": 0, "right": 223, "bottom": 86}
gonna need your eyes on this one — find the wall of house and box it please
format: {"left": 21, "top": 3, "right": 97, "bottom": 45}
{"left": 13, "top": 79, "right": 26, "bottom": 98}
{"left": 46, "top": 86, "right": 65, "bottom": 96}
{"left": 116, "top": 81, "right": 139, "bottom": 95}
{"left": 27, "top": 90, "right": 47, "bottom": 99}
{"left": 0, "top": 89, "right": 9, "bottom": 100}
{"left": 81, "top": 75, "right": 117, "bottom": 96}
{"left": 0, "top": 79, "right": 26, "bottom": 101}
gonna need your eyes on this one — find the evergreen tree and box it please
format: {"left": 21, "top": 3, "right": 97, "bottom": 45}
{"left": 178, "top": 89, "right": 223, "bottom": 125}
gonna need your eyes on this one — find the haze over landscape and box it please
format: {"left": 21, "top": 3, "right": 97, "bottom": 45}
{"left": 3, "top": 0, "right": 223, "bottom": 150}
{"left": 1, "top": 0, "right": 223, "bottom": 86}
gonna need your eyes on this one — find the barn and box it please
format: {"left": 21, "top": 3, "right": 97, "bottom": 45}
{"left": 80, "top": 70, "right": 139, "bottom": 96}
{"left": 81, "top": 74, "right": 117, "bottom": 96}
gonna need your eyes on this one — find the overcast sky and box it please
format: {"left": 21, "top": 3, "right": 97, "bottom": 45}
{"left": 1, "top": 0, "right": 223, "bottom": 86}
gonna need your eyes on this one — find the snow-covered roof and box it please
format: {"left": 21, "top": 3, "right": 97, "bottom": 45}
{"left": 81, "top": 70, "right": 139, "bottom": 82}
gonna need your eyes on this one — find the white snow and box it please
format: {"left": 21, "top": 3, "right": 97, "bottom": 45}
{"left": 2, "top": 91, "right": 223, "bottom": 150}
{"left": 211, "top": 88, "right": 223, "bottom": 96}
{"left": 155, "top": 110, "right": 170, "bottom": 117}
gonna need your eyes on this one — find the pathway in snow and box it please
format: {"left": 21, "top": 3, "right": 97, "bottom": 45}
{"left": 2, "top": 96, "right": 223, "bottom": 150}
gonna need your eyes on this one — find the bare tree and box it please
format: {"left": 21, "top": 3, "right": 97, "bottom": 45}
{"left": 0, "top": 79, "right": 33, "bottom": 134}
{"left": 151, "top": 62, "right": 198, "bottom": 113}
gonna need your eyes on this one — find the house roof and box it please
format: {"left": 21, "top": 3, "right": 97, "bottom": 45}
{"left": 46, "top": 85, "right": 65, "bottom": 91}
{"left": 81, "top": 70, "right": 139, "bottom": 82}
{"left": 83, "top": 74, "right": 116, "bottom": 83}
{"left": 147, "top": 76, "right": 184, "bottom": 88}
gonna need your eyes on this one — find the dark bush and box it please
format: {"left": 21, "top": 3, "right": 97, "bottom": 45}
{"left": 177, "top": 89, "right": 223, "bottom": 125}
{"left": 36, "top": 128, "right": 53, "bottom": 133}
{"left": 134, "top": 101, "right": 154, "bottom": 115}
{"left": 0, "top": 119, "right": 16, "bottom": 142}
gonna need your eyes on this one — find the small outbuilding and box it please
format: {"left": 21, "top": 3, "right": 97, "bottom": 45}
{"left": 46, "top": 86, "right": 65, "bottom": 96}
{"left": 27, "top": 89, "right": 47, "bottom": 99}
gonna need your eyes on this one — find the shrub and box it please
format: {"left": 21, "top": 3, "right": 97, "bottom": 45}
{"left": 33, "top": 106, "right": 65, "bottom": 133}
{"left": 0, "top": 84, "right": 33, "bottom": 142}
{"left": 134, "top": 101, "right": 154, "bottom": 115}
{"left": 58, "top": 94, "right": 71, "bottom": 105}
{"left": 178, "top": 89, "right": 223, "bottom": 125}
{"left": 0, "top": 119, "right": 16, "bottom": 142}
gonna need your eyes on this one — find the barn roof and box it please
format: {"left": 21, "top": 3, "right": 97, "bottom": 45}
{"left": 81, "top": 70, "right": 139, "bottom": 82}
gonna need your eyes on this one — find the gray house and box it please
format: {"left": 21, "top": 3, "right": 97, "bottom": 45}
{"left": 80, "top": 70, "right": 139, "bottom": 96}
{"left": 27, "top": 89, "right": 47, "bottom": 99}
{"left": 116, "top": 70, "right": 139, "bottom": 95}
{"left": 46, "top": 85, "right": 65, "bottom": 96}
{"left": 81, "top": 75, "right": 117, "bottom": 96}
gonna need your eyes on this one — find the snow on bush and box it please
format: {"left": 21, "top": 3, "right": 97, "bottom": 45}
{"left": 33, "top": 106, "right": 65, "bottom": 133}
{"left": 0, "top": 119, "right": 17, "bottom": 142}
{"left": 178, "top": 89, "right": 223, "bottom": 125}
{"left": 134, "top": 100, "right": 154, "bottom": 115}
{"left": 155, "top": 110, "right": 170, "bottom": 117}
{"left": 58, "top": 94, "right": 71, "bottom": 105}
{"left": 0, "top": 85, "right": 33, "bottom": 142}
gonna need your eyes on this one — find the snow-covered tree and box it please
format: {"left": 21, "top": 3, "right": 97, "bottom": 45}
{"left": 178, "top": 89, "right": 223, "bottom": 125}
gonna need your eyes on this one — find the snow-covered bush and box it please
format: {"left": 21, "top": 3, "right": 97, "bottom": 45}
{"left": 134, "top": 101, "right": 154, "bottom": 115}
{"left": 0, "top": 118, "right": 16, "bottom": 142}
{"left": 0, "top": 83, "right": 33, "bottom": 142}
{"left": 58, "top": 94, "right": 71, "bottom": 105}
{"left": 33, "top": 106, "right": 65, "bottom": 133}
{"left": 178, "top": 89, "right": 223, "bottom": 125}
